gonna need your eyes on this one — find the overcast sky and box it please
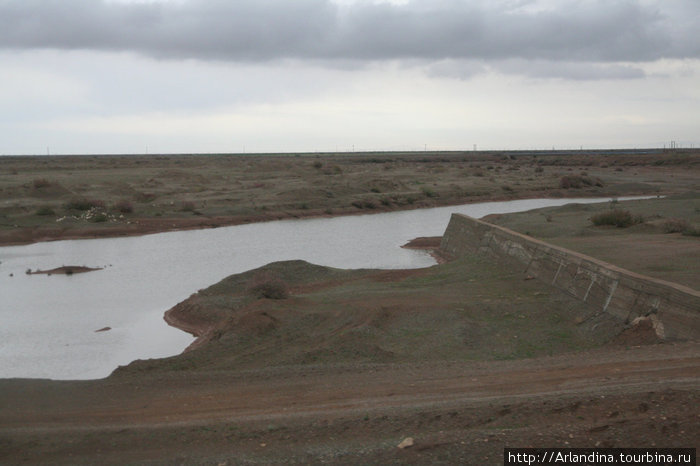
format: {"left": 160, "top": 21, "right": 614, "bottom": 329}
{"left": 1, "top": 0, "right": 698, "bottom": 155}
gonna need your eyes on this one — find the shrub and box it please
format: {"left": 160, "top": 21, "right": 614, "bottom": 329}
{"left": 559, "top": 175, "right": 604, "bottom": 189}
{"left": 64, "top": 198, "right": 105, "bottom": 211}
{"left": 35, "top": 206, "right": 55, "bottom": 216}
{"left": 89, "top": 213, "right": 108, "bottom": 223}
{"left": 421, "top": 187, "right": 438, "bottom": 198}
{"left": 246, "top": 273, "right": 289, "bottom": 299}
{"left": 134, "top": 192, "right": 157, "bottom": 203}
{"left": 114, "top": 199, "right": 134, "bottom": 214}
{"left": 560, "top": 175, "right": 584, "bottom": 189}
{"left": 180, "top": 201, "right": 197, "bottom": 212}
{"left": 33, "top": 178, "right": 51, "bottom": 188}
{"left": 662, "top": 218, "right": 700, "bottom": 236}
{"left": 591, "top": 209, "right": 642, "bottom": 228}
{"left": 662, "top": 218, "right": 690, "bottom": 233}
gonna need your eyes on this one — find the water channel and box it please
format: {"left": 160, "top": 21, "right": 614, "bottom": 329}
{"left": 0, "top": 197, "right": 639, "bottom": 380}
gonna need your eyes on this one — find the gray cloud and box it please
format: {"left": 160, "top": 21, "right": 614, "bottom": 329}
{"left": 426, "top": 58, "right": 646, "bottom": 81}
{"left": 0, "top": 0, "right": 698, "bottom": 64}
{"left": 496, "top": 59, "right": 647, "bottom": 81}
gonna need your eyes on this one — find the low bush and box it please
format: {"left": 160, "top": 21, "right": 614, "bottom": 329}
{"left": 351, "top": 200, "right": 377, "bottom": 209}
{"left": 64, "top": 198, "right": 105, "bottom": 211}
{"left": 33, "top": 178, "right": 51, "bottom": 188}
{"left": 421, "top": 187, "right": 438, "bottom": 198}
{"left": 591, "top": 209, "right": 642, "bottom": 228}
{"left": 114, "top": 199, "right": 134, "bottom": 214}
{"left": 134, "top": 192, "right": 157, "bottom": 203}
{"left": 662, "top": 218, "right": 690, "bottom": 233}
{"left": 35, "top": 206, "right": 55, "bottom": 216}
{"left": 180, "top": 201, "right": 197, "bottom": 212}
{"left": 662, "top": 218, "right": 700, "bottom": 236}
{"left": 559, "top": 175, "right": 603, "bottom": 189}
{"left": 246, "top": 273, "right": 289, "bottom": 300}
{"left": 89, "top": 213, "right": 108, "bottom": 223}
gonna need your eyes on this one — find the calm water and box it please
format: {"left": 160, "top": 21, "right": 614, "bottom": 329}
{"left": 0, "top": 197, "right": 640, "bottom": 380}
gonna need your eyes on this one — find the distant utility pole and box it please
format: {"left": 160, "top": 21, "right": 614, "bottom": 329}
{"left": 46, "top": 147, "right": 50, "bottom": 156}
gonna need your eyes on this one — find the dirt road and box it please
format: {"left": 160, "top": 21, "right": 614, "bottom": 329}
{"left": 2, "top": 342, "right": 698, "bottom": 464}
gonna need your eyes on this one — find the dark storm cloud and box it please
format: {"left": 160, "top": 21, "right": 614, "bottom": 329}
{"left": 0, "top": 0, "right": 697, "bottom": 63}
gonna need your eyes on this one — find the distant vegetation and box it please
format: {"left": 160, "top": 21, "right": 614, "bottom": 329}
{"left": 64, "top": 198, "right": 105, "bottom": 211}
{"left": 559, "top": 174, "right": 603, "bottom": 189}
{"left": 0, "top": 150, "right": 697, "bottom": 245}
{"left": 246, "top": 272, "right": 290, "bottom": 300}
{"left": 591, "top": 209, "right": 642, "bottom": 228}
{"left": 663, "top": 218, "right": 700, "bottom": 236}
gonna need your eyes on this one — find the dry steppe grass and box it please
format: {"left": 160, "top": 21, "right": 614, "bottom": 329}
{"left": 1, "top": 149, "right": 698, "bottom": 244}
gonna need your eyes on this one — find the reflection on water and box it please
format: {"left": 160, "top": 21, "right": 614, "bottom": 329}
{"left": 0, "top": 197, "right": 643, "bottom": 380}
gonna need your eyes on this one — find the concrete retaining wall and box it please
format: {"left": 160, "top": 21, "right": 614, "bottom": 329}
{"left": 440, "top": 213, "right": 700, "bottom": 340}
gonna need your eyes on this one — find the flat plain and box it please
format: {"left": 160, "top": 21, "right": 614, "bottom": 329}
{"left": 0, "top": 149, "right": 698, "bottom": 464}
{"left": 1, "top": 149, "right": 697, "bottom": 245}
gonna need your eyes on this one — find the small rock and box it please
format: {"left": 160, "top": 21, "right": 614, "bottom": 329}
{"left": 397, "top": 437, "right": 414, "bottom": 449}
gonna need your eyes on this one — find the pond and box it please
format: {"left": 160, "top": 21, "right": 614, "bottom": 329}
{"left": 0, "top": 196, "right": 639, "bottom": 380}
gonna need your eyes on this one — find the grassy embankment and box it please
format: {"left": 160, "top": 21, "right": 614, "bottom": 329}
{"left": 126, "top": 256, "right": 628, "bottom": 376}
{"left": 486, "top": 194, "right": 700, "bottom": 289}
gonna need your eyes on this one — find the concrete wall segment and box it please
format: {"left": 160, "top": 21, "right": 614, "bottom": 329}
{"left": 440, "top": 213, "right": 699, "bottom": 340}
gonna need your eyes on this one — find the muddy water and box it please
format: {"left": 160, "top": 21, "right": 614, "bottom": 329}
{"left": 0, "top": 197, "right": 638, "bottom": 380}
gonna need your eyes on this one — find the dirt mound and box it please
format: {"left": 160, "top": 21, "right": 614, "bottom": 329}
{"left": 149, "top": 257, "right": 635, "bottom": 374}
{"left": 401, "top": 236, "right": 442, "bottom": 249}
{"left": 612, "top": 316, "right": 664, "bottom": 346}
